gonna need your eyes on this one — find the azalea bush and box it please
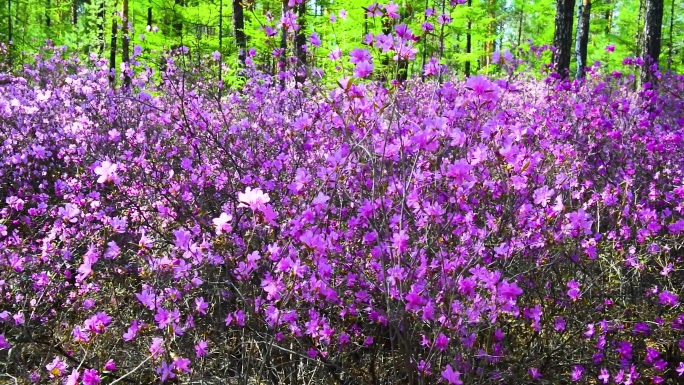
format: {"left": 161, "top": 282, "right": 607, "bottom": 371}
{"left": 1, "top": 40, "right": 684, "bottom": 385}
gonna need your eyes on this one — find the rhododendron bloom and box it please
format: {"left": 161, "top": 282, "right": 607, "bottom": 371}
{"left": 442, "top": 365, "right": 462, "bottom": 384}
{"left": 65, "top": 369, "right": 80, "bottom": 385}
{"left": 150, "top": 337, "right": 164, "bottom": 359}
{"left": 212, "top": 212, "right": 233, "bottom": 235}
{"left": 0, "top": 334, "right": 9, "bottom": 349}
{"left": 238, "top": 187, "right": 270, "bottom": 211}
{"left": 82, "top": 369, "right": 101, "bottom": 385}
{"left": 46, "top": 357, "right": 67, "bottom": 378}
{"left": 94, "top": 161, "right": 118, "bottom": 183}
{"left": 58, "top": 203, "right": 80, "bottom": 223}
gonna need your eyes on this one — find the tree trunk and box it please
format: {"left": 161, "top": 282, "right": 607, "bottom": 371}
{"left": 173, "top": 0, "right": 184, "bottom": 38}
{"left": 232, "top": 0, "right": 246, "bottom": 64}
{"left": 636, "top": 0, "right": 645, "bottom": 57}
{"left": 147, "top": 7, "right": 153, "bottom": 26}
{"left": 279, "top": 0, "right": 287, "bottom": 87}
{"left": 552, "top": 0, "right": 576, "bottom": 77}
{"left": 294, "top": 1, "right": 307, "bottom": 84}
{"left": 72, "top": 0, "right": 78, "bottom": 25}
{"left": 109, "top": 4, "right": 118, "bottom": 87}
{"left": 465, "top": 0, "right": 472, "bottom": 77}
{"left": 122, "top": 0, "right": 131, "bottom": 87}
{"left": 575, "top": 0, "right": 591, "bottom": 79}
{"left": 604, "top": 0, "right": 613, "bottom": 34}
{"left": 46, "top": 0, "right": 51, "bottom": 27}
{"left": 641, "top": 0, "right": 664, "bottom": 85}
{"left": 667, "top": 0, "right": 675, "bottom": 69}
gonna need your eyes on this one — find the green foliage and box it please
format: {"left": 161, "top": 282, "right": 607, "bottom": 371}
{"left": 1, "top": 0, "right": 682, "bottom": 78}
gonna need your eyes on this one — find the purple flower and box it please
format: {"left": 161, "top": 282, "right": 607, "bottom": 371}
{"left": 195, "top": 340, "right": 209, "bottom": 358}
{"left": 441, "top": 365, "right": 462, "bottom": 385}
{"left": 0, "top": 334, "right": 9, "bottom": 349}
{"left": 82, "top": 369, "right": 101, "bottom": 385}
{"left": 157, "top": 361, "right": 176, "bottom": 382}
{"left": 659, "top": 291, "right": 678, "bottom": 306}
{"left": 677, "top": 362, "right": 684, "bottom": 376}
{"left": 534, "top": 186, "right": 555, "bottom": 207}
{"left": 353, "top": 61, "right": 375, "bottom": 78}
{"left": 570, "top": 365, "right": 584, "bottom": 381}
{"left": 529, "top": 367, "right": 541, "bottom": 380}
{"left": 568, "top": 280, "right": 581, "bottom": 301}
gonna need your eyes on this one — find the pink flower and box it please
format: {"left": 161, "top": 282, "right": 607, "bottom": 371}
{"left": 212, "top": 212, "right": 233, "bottom": 235}
{"left": 354, "top": 60, "right": 375, "bottom": 79}
{"left": 238, "top": 187, "right": 270, "bottom": 211}
{"left": 82, "top": 369, "right": 101, "bottom": 385}
{"left": 195, "top": 297, "right": 209, "bottom": 315}
{"left": 104, "top": 359, "right": 116, "bottom": 371}
{"left": 150, "top": 337, "right": 164, "bottom": 359}
{"left": 94, "top": 161, "right": 118, "bottom": 183}
{"left": 65, "top": 369, "right": 80, "bottom": 385}
{"left": 46, "top": 357, "right": 67, "bottom": 378}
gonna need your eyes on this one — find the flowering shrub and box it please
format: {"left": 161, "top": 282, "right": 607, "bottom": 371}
{"left": 1, "top": 44, "right": 684, "bottom": 385}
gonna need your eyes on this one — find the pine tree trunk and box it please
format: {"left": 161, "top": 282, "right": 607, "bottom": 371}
{"left": 552, "top": 0, "right": 576, "bottom": 77}
{"left": 122, "top": 0, "right": 131, "bottom": 87}
{"left": 232, "top": 0, "right": 246, "bottom": 64}
{"left": 641, "top": 0, "right": 664, "bottom": 84}
{"left": 575, "top": 0, "right": 591, "bottom": 79}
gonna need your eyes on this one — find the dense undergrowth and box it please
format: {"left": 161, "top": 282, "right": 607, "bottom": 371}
{"left": 1, "top": 43, "right": 684, "bottom": 385}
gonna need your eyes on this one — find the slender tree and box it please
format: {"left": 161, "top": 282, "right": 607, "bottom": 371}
{"left": 552, "top": 0, "right": 576, "bottom": 77}
{"left": 465, "top": 0, "right": 472, "bottom": 76}
{"left": 122, "top": 0, "right": 131, "bottom": 87}
{"left": 233, "top": 0, "right": 246, "bottom": 64}
{"left": 604, "top": 0, "right": 613, "bottom": 34}
{"left": 294, "top": 1, "right": 307, "bottom": 84}
{"left": 575, "top": 0, "right": 591, "bottom": 78}
{"left": 46, "top": 0, "right": 51, "bottom": 27}
{"left": 667, "top": 0, "right": 675, "bottom": 68}
{"left": 109, "top": 3, "right": 118, "bottom": 86}
{"left": 7, "top": 0, "right": 11, "bottom": 68}
{"left": 641, "top": 0, "right": 664, "bottom": 84}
